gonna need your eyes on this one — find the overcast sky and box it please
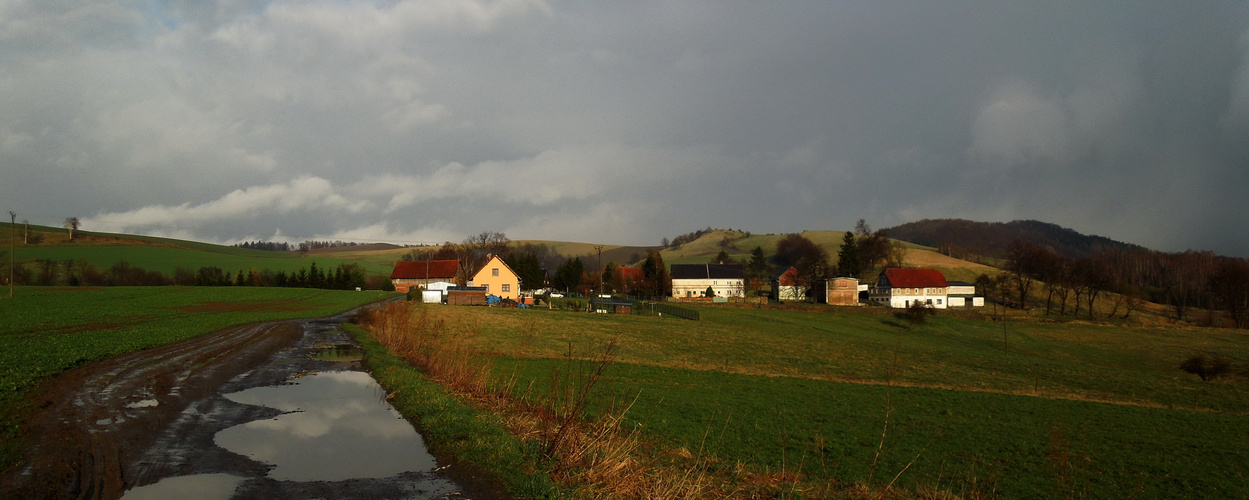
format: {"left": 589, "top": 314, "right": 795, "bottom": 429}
{"left": 3, "top": 1, "right": 1249, "bottom": 256}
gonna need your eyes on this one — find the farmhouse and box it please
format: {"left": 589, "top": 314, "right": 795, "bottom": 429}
{"left": 389, "top": 260, "right": 459, "bottom": 293}
{"left": 772, "top": 266, "right": 807, "bottom": 301}
{"left": 671, "top": 263, "right": 745, "bottom": 298}
{"left": 468, "top": 255, "right": 520, "bottom": 300}
{"left": 868, "top": 268, "right": 950, "bottom": 309}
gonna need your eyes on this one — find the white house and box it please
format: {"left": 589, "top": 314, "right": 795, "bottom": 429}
{"left": 671, "top": 263, "right": 745, "bottom": 298}
{"left": 868, "top": 268, "right": 950, "bottom": 309}
{"left": 772, "top": 266, "right": 807, "bottom": 301}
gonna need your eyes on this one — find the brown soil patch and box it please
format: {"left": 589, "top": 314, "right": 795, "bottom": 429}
{"left": 1, "top": 321, "right": 306, "bottom": 499}
{"left": 172, "top": 299, "right": 317, "bottom": 313}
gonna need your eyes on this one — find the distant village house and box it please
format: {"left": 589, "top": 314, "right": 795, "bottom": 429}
{"left": 868, "top": 268, "right": 951, "bottom": 309}
{"left": 772, "top": 266, "right": 807, "bottom": 301}
{"left": 671, "top": 263, "right": 745, "bottom": 298}
{"left": 468, "top": 254, "right": 520, "bottom": 300}
{"left": 826, "top": 277, "right": 860, "bottom": 306}
{"left": 389, "top": 260, "right": 459, "bottom": 293}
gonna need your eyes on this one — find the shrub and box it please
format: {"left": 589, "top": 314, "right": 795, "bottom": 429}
{"left": 898, "top": 301, "right": 935, "bottom": 329}
{"left": 1180, "top": 354, "right": 1230, "bottom": 381}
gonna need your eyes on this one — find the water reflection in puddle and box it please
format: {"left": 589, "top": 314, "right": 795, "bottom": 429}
{"left": 216, "top": 370, "right": 436, "bottom": 482}
{"left": 121, "top": 473, "right": 244, "bottom": 500}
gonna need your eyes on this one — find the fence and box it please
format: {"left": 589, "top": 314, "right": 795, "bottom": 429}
{"left": 626, "top": 298, "right": 700, "bottom": 321}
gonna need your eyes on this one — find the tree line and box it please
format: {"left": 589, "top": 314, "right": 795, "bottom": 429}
{"left": 231, "top": 240, "right": 375, "bottom": 252}
{"left": 2, "top": 256, "right": 380, "bottom": 291}
{"left": 996, "top": 239, "right": 1249, "bottom": 328}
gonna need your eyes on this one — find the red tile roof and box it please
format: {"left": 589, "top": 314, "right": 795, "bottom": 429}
{"left": 883, "top": 268, "right": 948, "bottom": 288}
{"left": 617, "top": 267, "right": 644, "bottom": 282}
{"left": 390, "top": 260, "right": 459, "bottom": 280}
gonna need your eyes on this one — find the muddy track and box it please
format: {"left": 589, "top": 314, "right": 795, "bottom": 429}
{"left": 3, "top": 320, "right": 307, "bottom": 499}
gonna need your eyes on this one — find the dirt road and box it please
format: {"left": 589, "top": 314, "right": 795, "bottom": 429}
{"left": 1, "top": 310, "right": 506, "bottom": 500}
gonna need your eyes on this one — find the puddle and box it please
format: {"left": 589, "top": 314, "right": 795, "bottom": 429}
{"left": 313, "top": 344, "right": 364, "bottom": 363}
{"left": 215, "top": 370, "right": 436, "bottom": 482}
{"left": 125, "top": 399, "right": 158, "bottom": 409}
{"left": 120, "top": 473, "right": 244, "bottom": 500}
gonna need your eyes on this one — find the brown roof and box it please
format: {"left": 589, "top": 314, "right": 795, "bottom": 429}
{"left": 776, "top": 266, "right": 805, "bottom": 286}
{"left": 390, "top": 260, "right": 459, "bottom": 280}
{"left": 882, "top": 268, "right": 948, "bottom": 288}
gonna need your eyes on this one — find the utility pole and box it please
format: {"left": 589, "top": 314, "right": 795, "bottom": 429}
{"left": 594, "top": 245, "right": 604, "bottom": 313}
{"left": 8, "top": 211, "right": 15, "bottom": 298}
{"left": 595, "top": 245, "right": 603, "bottom": 297}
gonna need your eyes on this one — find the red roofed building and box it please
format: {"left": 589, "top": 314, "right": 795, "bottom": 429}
{"left": 390, "top": 260, "right": 459, "bottom": 293}
{"left": 616, "top": 267, "right": 645, "bottom": 293}
{"left": 869, "top": 268, "right": 950, "bottom": 309}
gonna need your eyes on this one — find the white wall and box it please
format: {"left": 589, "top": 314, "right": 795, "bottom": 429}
{"left": 672, "top": 278, "right": 744, "bottom": 298}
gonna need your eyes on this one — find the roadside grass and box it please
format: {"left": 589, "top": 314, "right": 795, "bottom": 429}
{"left": 345, "top": 322, "right": 561, "bottom": 499}
{"left": 377, "top": 302, "right": 1248, "bottom": 498}
{"left": 0, "top": 286, "right": 396, "bottom": 470}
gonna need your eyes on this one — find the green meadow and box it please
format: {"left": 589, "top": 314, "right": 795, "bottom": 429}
{"left": 0, "top": 286, "right": 395, "bottom": 468}
{"left": 414, "top": 303, "right": 1249, "bottom": 498}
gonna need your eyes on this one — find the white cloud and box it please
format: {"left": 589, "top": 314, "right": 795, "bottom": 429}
{"left": 83, "top": 177, "right": 370, "bottom": 232}
{"left": 316, "top": 222, "right": 462, "bottom": 246}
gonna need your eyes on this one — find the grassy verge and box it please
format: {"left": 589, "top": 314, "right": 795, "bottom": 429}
{"left": 345, "top": 323, "right": 560, "bottom": 498}
{"left": 0, "top": 286, "right": 396, "bottom": 470}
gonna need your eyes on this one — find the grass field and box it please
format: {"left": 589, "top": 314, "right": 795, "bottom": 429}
{"left": 0, "top": 286, "right": 396, "bottom": 469}
{"left": 394, "top": 303, "right": 1249, "bottom": 498}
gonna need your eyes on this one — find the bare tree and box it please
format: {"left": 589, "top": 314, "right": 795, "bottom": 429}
{"left": 1005, "top": 239, "right": 1048, "bottom": 309}
{"left": 885, "top": 241, "right": 907, "bottom": 269}
{"left": 63, "top": 217, "right": 80, "bottom": 241}
{"left": 1210, "top": 258, "right": 1249, "bottom": 328}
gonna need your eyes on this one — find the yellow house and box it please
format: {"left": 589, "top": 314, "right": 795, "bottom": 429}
{"left": 468, "top": 255, "right": 520, "bottom": 300}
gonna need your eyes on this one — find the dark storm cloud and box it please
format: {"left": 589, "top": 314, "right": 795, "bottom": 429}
{"left": 2, "top": 1, "right": 1246, "bottom": 255}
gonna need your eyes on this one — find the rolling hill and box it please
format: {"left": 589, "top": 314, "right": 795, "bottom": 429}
{"left": 883, "top": 219, "right": 1147, "bottom": 261}
{"left": 1, "top": 224, "right": 394, "bottom": 278}
{"left": 2, "top": 223, "right": 1000, "bottom": 283}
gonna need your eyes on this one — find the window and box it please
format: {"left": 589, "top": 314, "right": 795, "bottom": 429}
{"left": 502, "top": 284, "right": 510, "bottom": 292}
{"left": 483, "top": 284, "right": 489, "bottom": 292}
{"left": 937, "top": 299, "right": 942, "bottom": 305}
{"left": 492, "top": 268, "right": 499, "bottom": 277}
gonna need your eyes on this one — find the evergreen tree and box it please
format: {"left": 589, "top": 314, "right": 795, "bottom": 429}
{"left": 506, "top": 252, "right": 545, "bottom": 291}
{"left": 641, "top": 251, "right": 671, "bottom": 299}
{"left": 553, "top": 257, "right": 585, "bottom": 294}
{"left": 837, "top": 231, "right": 861, "bottom": 278}
{"left": 745, "top": 246, "right": 771, "bottom": 295}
